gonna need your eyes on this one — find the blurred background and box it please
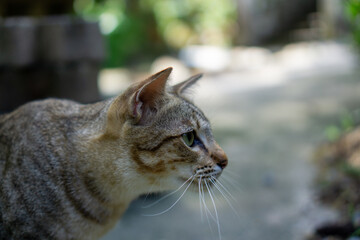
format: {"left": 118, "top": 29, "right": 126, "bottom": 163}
{"left": 1, "top": 0, "right": 360, "bottom": 239}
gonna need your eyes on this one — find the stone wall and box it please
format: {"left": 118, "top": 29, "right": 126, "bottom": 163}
{"left": 318, "top": 0, "right": 350, "bottom": 38}
{"left": 0, "top": 16, "right": 104, "bottom": 113}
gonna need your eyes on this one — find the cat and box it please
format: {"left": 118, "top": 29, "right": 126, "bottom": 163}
{"left": 0, "top": 67, "right": 228, "bottom": 240}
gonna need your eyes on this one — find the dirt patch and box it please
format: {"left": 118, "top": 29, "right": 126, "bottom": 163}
{"left": 312, "top": 127, "right": 360, "bottom": 239}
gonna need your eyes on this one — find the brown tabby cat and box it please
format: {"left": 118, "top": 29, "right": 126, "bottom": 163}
{"left": 0, "top": 67, "right": 228, "bottom": 240}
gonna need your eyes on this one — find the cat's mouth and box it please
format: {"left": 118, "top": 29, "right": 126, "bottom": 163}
{"left": 177, "top": 165, "right": 223, "bottom": 189}
{"left": 194, "top": 164, "right": 223, "bottom": 180}
{"left": 178, "top": 173, "right": 222, "bottom": 189}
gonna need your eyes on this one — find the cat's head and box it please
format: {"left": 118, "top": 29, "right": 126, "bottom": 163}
{"left": 105, "top": 67, "right": 227, "bottom": 192}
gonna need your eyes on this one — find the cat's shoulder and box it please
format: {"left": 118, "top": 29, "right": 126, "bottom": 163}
{"left": 19, "top": 98, "right": 84, "bottom": 116}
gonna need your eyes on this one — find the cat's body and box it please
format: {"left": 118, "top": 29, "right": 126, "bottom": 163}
{"left": 0, "top": 68, "right": 227, "bottom": 239}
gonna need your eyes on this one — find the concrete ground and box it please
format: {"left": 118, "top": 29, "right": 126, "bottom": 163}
{"left": 101, "top": 41, "right": 360, "bottom": 240}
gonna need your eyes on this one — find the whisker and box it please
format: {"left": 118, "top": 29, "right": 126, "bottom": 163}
{"left": 224, "top": 169, "right": 239, "bottom": 177}
{"left": 210, "top": 177, "right": 240, "bottom": 217}
{"left": 205, "top": 180, "right": 222, "bottom": 240}
{"left": 142, "top": 175, "right": 194, "bottom": 209}
{"left": 141, "top": 182, "right": 155, "bottom": 205}
{"left": 207, "top": 179, "right": 221, "bottom": 203}
{"left": 201, "top": 180, "right": 216, "bottom": 222}
{"left": 213, "top": 177, "right": 238, "bottom": 202}
{"left": 201, "top": 179, "right": 215, "bottom": 236}
{"left": 198, "top": 176, "right": 204, "bottom": 221}
{"left": 221, "top": 174, "right": 244, "bottom": 194}
{"left": 143, "top": 176, "right": 195, "bottom": 217}
{"left": 223, "top": 170, "right": 244, "bottom": 188}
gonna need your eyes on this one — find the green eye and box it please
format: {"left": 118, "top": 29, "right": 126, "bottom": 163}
{"left": 182, "top": 131, "right": 195, "bottom": 147}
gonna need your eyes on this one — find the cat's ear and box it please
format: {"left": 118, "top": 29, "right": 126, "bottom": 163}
{"left": 172, "top": 73, "right": 203, "bottom": 96}
{"left": 131, "top": 67, "right": 172, "bottom": 124}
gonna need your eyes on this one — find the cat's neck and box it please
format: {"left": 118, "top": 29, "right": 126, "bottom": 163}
{"left": 73, "top": 98, "right": 154, "bottom": 205}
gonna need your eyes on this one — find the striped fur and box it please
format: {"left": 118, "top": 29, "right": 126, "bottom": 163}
{"left": 0, "top": 68, "right": 227, "bottom": 239}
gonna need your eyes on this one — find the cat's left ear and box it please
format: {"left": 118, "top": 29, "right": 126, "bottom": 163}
{"left": 131, "top": 67, "right": 172, "bottom": 124}
{"left": 172, "top": 73, "right": 203, "bottom": 96}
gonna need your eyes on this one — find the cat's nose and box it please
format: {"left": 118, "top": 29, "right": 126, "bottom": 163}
{"left": 216, "top": 155, "right": 228, "bottom": 169}
{"left": 217, "top": 158, "right": 228, "bottom": 169}
{"left": 211, "top": 144, "right": 228, "bottom": 169}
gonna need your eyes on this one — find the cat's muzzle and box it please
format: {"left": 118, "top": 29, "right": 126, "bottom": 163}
{"left": 195, "top": 164, "right": 223, "bottom": 180}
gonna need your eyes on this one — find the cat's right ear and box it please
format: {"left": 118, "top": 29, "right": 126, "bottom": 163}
{"left": 130, "top": 67, "right": 172, "bottom": 124}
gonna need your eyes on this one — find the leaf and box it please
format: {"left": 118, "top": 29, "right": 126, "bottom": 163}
{"left": 325, "top": 125, "right": 341, "bottom": 142}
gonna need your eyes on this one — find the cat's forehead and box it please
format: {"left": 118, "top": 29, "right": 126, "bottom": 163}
{"left": 160, "top": 96, "right": 210, "bottom": 131}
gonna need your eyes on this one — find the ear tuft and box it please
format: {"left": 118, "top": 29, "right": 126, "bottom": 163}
{"left": 172, "top": 73, "right": 203, "bottom": 96}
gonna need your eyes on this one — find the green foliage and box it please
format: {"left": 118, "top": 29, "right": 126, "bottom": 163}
{"left": 74, "top": 0, "right": 237, "bottom": 68}
{"left": 345, "top": 0, "right": 360, "bottom": 46}
{"left": 144, "top": 0, "right": 236, "bottom": 47}
{"left": 325, "top": 110, "right": 360, "bottom": 141}
{"left": 340, "top": 163, "right": 360, "bottom": 178}
{"left": 352, "top": 228, "right": 360, "bottom": 237}
{"left": 325, "top": 125, "right": 342, "bottom": 142}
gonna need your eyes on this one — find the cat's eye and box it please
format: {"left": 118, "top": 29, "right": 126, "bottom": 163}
{"left": 182, "top": 131, "right": 195, "bottom": 147}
